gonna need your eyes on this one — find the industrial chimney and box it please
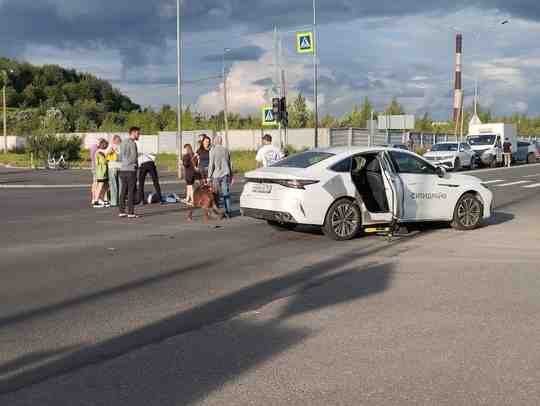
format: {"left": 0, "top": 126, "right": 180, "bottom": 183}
{"left": 453, "top": 33, "right": 463, "bottom": 123}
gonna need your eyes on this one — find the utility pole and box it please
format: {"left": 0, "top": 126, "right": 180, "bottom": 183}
{"left": 281, "top": 69, "right": 288, "bottom": 147}
{"left": 313, "top": 0, "right": 319, "bottom": 148}
{"left": 2, "top": 70, "right": 12, "bottom": 154}
{"left": 223, "top": 48, "right": 231, "bottom": 148}
{"left": 369, "top": 110, "right": 374, "bottom": 147}
{"left": 176, "top": 0, "right": 183, "bottom": 179}
{"left": 3, "top": 76, "right": 6, "bottom": 154}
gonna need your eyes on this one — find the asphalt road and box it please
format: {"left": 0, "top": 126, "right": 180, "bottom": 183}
{"left": 1, "top": 164, "right": 540, "bottom": 405}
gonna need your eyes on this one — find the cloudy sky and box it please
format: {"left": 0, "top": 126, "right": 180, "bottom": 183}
{"left": 1, "top": 0, "right": 540, "bottom": 119}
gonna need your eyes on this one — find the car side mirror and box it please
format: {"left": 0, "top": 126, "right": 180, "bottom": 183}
{"left": 436, "top": 166, "right": 447, "bottom": 178}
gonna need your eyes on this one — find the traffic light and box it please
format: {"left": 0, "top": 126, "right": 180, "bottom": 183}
{"left": 272, "top": 98, "right": 281, "bottom": 120}
{"left": 271, "top": 97, "right": 288, "bottom": 125}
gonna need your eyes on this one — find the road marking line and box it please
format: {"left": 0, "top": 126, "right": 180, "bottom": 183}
{"left": 482, "top": 180, "right": 505, "bottom": 184}
{"left": 523, "top": 183, "right": 540, "bottom": 189}
{"left": 496, "top": 181, "right": 531, "bottom": 187}
{"left": 469, "top": 162, "right": 540, "bottom": 174}
{"left": 523, "top": 174, "right": 540, "bottom": 178}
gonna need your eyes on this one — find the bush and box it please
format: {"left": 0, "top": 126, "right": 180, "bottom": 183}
{"left": 26, "top": 133, "right": 83, "bottom": 162}
{"left": 415, "top": 147, "right": 427, "bottom": 156}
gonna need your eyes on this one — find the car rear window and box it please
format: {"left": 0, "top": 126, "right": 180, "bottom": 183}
{"left": 271, "top": 151, "right": 335, "bottom": 168}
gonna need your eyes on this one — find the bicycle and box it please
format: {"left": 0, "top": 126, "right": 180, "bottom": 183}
{"left": 47, "top": 153, "right": 69, "bottom": 170}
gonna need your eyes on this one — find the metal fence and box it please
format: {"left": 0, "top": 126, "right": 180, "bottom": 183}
{"left": 329, "top": 129, "right": 459, "bottom": 149}
{"left": 329, "top": 128, "right": 406, "bottom": 147}
{"left": 408, "top": 133, "right": 451, "bottom": 148}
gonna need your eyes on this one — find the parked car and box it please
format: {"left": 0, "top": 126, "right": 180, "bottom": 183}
{"left": 241, "top": 147, "right": 493, "bottom": 241}
{"left": 532, "top": 140, "right": 540, "bottom": 159}
{"left": 516, "top": 141, "right": 538, "bottom": 164}
{"left": 422, "top": 142, "right": 476, "bottom": 171}
{"left": 378, "top": 143, "right": 409, "bottom": 151}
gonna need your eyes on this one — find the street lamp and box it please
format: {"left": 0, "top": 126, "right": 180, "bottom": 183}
{"left": 312, "top": 0, "right": 319, "bottom": 148}
{"left": 2, "top": 69, "right": 14, "bottom": 154}
{"left": 176, "top": 0, "right": 183, "bottom": 179}
{"left": 223, "top": 48, "right": 232, "bottom": 148}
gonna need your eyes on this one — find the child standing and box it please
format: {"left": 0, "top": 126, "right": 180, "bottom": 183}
{"left": 182, "top": 144, "right": 196, "bottom": 205}
{"left": 94, "top": 139, "right": 110, "bottom": 208}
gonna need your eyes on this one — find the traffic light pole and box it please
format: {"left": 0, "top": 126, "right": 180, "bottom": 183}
{"left": 313, "top": 0, "right": 319, "bottom": 149}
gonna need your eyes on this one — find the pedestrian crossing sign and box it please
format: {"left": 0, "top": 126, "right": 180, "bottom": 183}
{"left": 296, "top": 31, "right": 314, "bottom": 54}
{"left": 262, "top": 106, "right": 276, "bottom": 126}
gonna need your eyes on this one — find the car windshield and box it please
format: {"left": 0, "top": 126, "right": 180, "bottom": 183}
{"left": 431, "top": 143, "right": 458, "bottom": 152}
{"left": 271, "top": 151, "right": 335, "bottom": 168}
{"left": 468, "top": 134, "right": 496, "bottom": 146}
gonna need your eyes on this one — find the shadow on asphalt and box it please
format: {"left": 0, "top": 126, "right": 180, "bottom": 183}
{"left": 483, "top": 211, "right": 515, "bottom": 227}
{"left": 0, "top": 259, "right": 218, "bottom": 330}
{"left": 0, "top": 347, "right": 81, "bottom": 377}
{"left": 0, "top": 237, "right": 411, "bottom": 396}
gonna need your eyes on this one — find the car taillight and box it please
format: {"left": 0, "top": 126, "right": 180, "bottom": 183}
{"left": 275, "top": 179, "right": 319, "bottom": 189}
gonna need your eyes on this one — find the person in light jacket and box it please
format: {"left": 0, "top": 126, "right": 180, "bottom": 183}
{"left": 106, "top": 135, "right": 122, "bottom": 207}
{"left": 118, "top": 127, "right": 140, "bottom": 218}
{"left": 208, "top": 135, "right": 233, "bottom": 218}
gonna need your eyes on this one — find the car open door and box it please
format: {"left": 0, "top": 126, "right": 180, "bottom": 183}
{"left": 379, "top": 151, "right": 404, "bottom": 222}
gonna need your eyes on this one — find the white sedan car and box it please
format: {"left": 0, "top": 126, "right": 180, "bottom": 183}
{"left": 423, "top": 142, "right": 476, "bottom": 171}
{"left": 241, "top": 147, "right": 493, "bottom": 241}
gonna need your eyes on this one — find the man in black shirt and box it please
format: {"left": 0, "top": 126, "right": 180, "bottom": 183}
{"left": 503, "top": 138, "right": 512, "bottom": 168}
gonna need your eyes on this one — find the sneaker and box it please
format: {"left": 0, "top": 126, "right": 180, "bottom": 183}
{"left": 127, "top": 214, "right": 141, "bottom": 219}
{"left": 118, "top": 213, "right": 128, "bottom": 218}
{"left": 93, "top": 202, "right": 106, "bottom": 208}
{"left": 103, "top": 201, "right": 111, "bottom": 208}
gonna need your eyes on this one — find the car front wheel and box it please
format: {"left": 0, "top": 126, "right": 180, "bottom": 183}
{"left": 323, "top": 198, "right": 362, "bottom": 241}
{"left": 451, "top": 193, "right": 484, "bottom": 231}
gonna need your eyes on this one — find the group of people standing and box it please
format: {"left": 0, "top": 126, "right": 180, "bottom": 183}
{"left": 89, "top": 130, "right": 283, "bottom": 220}
{"left": 182, "top": 133, "right": 233, "bottom": 218}
{"left": 90, "top": 127, "right": 163, "bottom": 219}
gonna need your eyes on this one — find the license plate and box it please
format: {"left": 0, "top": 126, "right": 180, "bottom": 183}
{"left": 252, "top": 183, "right": 272, "bottom": 194}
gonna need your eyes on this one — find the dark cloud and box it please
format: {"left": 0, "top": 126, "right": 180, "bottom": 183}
{"left": 202, "top": 46, "right": 264, "bottom": 63}
{"left": 0, "top": 0, "right": 168, "bottom": 70}
{"left": 252, "top": 78, "right": 274, "bottom": 87}
{"left": 0, "top": 0, "right": 526, "bottom": 69}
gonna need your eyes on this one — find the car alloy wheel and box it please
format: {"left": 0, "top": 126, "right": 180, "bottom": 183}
{"left": 323, "top": 199, "right": 361, "bottom": 241}
{"left": 452, "top": 193, "right": 483, "bottom": 231}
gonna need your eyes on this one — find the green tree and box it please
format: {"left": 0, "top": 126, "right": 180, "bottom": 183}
{"left": 288, "top": 93, "right": 311, "bottom": 128}
{"left": 385, "top": 97, "right": 405, "bottom": 115}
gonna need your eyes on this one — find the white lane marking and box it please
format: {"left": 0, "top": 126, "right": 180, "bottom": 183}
{"left": 469, "top": 162, "right": 540, "bottom": 174}
{"left": 523, "top": 183, "right": 540, "bottom": 189}
{"left": 496, "top": 181, "right": 531, "bottom": 187}
{"left": 523, "top": 174, "right": 540, "bottom": 178}
{"left": 482, "top": 179, "right": 505, "bottom": 184}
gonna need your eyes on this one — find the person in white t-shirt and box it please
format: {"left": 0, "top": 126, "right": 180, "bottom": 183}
{"left": 256, "top": 134, "right": 284, "bottom": 168}
{"left": 135, "top": 140, "right": 163, "bottom": 204}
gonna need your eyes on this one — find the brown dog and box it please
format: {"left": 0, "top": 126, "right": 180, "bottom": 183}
{"left": 187, "top": 183, "right": 223, "bottom": 222}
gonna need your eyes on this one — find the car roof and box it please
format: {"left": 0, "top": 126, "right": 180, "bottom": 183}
{"left": 309, "top": 146, "right": 383, "bottom": 157}
{"left": 311, "top": 146, "right": 417, "bottom": 159}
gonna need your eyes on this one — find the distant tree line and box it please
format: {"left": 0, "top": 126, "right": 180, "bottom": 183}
{"left": 2, "top": 57, "right": 539, "bottom": 137}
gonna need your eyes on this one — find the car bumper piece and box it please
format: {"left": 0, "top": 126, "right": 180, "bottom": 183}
{"left": 241, "top": 208, "right": 298, "bottom": 223}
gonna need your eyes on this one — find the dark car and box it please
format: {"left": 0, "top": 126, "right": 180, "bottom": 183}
{"left": 378, "top": 144, "right": 409, "bottom": 151}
